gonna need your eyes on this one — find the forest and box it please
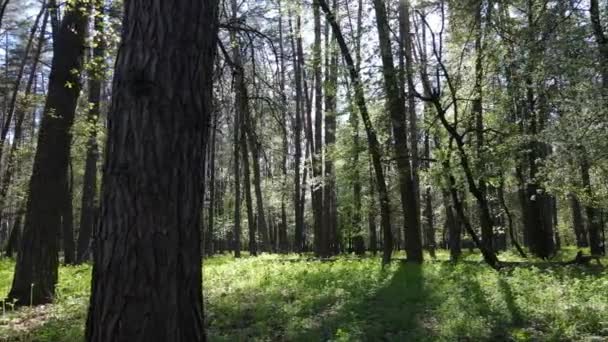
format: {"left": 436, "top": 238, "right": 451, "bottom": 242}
{"left": 0, "top": 0, "right": 607, "bottom": 340}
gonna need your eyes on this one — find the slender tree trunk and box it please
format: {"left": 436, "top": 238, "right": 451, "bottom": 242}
{"left": 8, "top": 1, "right": 89, "bottom": 305}
{"left": 242, "top": 124, "right": 256, "bottom": 256}
{"left": 319, "top": 0, "right": 393, "bottom": 264}
{"left": 247, "top": 123, "right": 269, "bottom": 252}
{"left": 569, "top": 193, "right": 587, "bottom": 247}
{"left": 277, "top": 0, "right": 289, "bottom": 253}
{"left": 230, "top": 0, "right": 244, "bottom": 258}
{"left": 0, "top": 10, "right": 48, "bottom": 222}
{"left": 312, "top": 0, "right": 325, "bottom": 257}
{"left": 77, "top": 0, "right": 104, "bottom": 263}
{"left": 372, "top": 0, "right": 422, "bottom": 263}
{"left": 290, "top": 15, "right": 304, "bottom": 252}
{"left": 0, "top": 5, "right": 44, "bottom": 167}
{"left": 85, "top": 1, "right": 218, "bottom": 340}
{"left": 498, "top": 177, "right": 526, "bottom": 258}
{"left": 323, "top": 0, "right": 338, "bottom": 255}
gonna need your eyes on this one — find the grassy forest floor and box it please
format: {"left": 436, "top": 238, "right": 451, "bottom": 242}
{"left": 0, "top": 248, "right": 607, "bottom": 341}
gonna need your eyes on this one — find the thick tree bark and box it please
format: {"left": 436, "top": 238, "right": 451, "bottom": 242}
{"left": 569, "top": 193, "right": 588, "bottom": 247}
{"left": 85, "top": 1, "right": 218, "bottom": 340}
{"left": 77, "top": 0, "right": 105, "bottom": 263}
{"left": 319, "top": 0, "right": 394, "bottom": 264}
{"left": 8, "top": 1, "right": 88, "bottom": 305}
{"left": 372, "top": 0, "right": 422, "bottom": 263}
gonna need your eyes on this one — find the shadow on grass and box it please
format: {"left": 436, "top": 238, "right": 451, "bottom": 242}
{"left": 292, "top": 262, "right": 433, "bottom": 341}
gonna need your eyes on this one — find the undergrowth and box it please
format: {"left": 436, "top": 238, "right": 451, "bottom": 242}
{"left": 0, "top": 248, "right": 606, "bottom": 341}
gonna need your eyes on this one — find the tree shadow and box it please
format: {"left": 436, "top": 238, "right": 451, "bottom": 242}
{"left": 291, "top": 262, "right": 433, "bottom": 341}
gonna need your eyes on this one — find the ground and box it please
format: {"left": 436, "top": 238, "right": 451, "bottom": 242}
{"left": 0, "top": 248, "right": 607, "bottom": 341}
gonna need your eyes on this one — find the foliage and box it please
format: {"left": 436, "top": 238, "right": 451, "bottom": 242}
{"left": 1, "top": 250, "right": 608, "bottom": 341}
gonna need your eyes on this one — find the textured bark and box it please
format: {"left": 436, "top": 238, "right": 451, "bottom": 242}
{"left": 319, "top": 0, "right": 393, "bottom": 264}
{"left": 77, "top": 0, "right": 104, "bottom": 263}
{"left": 85, "top": 1, "right": 218, "bottom": 340}
{"left": 569, "top": 194, "right": 588, "bottom": 247}
{"left": 372, "top": 0, "right": 422, "bottom": 263}
{"left": 8, "top": 1, "right": 88, "bottom": 306}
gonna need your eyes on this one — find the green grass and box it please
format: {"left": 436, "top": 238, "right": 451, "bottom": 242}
{"left": 1, "top": 249, "right": 607, "bottom": 341}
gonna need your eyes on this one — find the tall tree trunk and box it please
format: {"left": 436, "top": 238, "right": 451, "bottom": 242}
{"left": 323, "top": 0, "right": 338, "bottom": 255}
{"left": 77, "top": 0, "right": 104, "bottom": 263}
{"left": 399, "top": 0, "right": 422, "bottom": 247}
{"left": 230, "top": 0, "right": 244, "bottom": 258}
{"left": 277, "top": 0, "right": 289, "bottom": 253}
{"left": 372, "top": 0, "right": 422, "bottom": 263}
{"left": 312, "top": 0, "right": 325, "bottom": 257}
{"left": 319, "top": 0, "right": 393, "bottom": 264}
{"left": 290, "top": 15, "right": 305, "bottom": 252}
{"left": 471, "top": 1, "right": 493, "bottom": 252}
{"left": 85, "top": 1, "right": 218, "bottom": 340}
{"left": 8, "top": 1, "right": 88, "bottom": 305}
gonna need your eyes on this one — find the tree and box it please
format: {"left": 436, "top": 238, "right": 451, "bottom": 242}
{"left": 85, "top": 1, "right": 219, "bottom": 340}
{"left": 318, "top": 0, "right": 394, "bottom": 264}
{"left": 372, "top": 0, "right": 422, "bottom": 262}
{"left": 8, "top": 0, "right": 89, "bottom": 305}
{"left": 77, "top": 0, "right": 105, "bottom": 263}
